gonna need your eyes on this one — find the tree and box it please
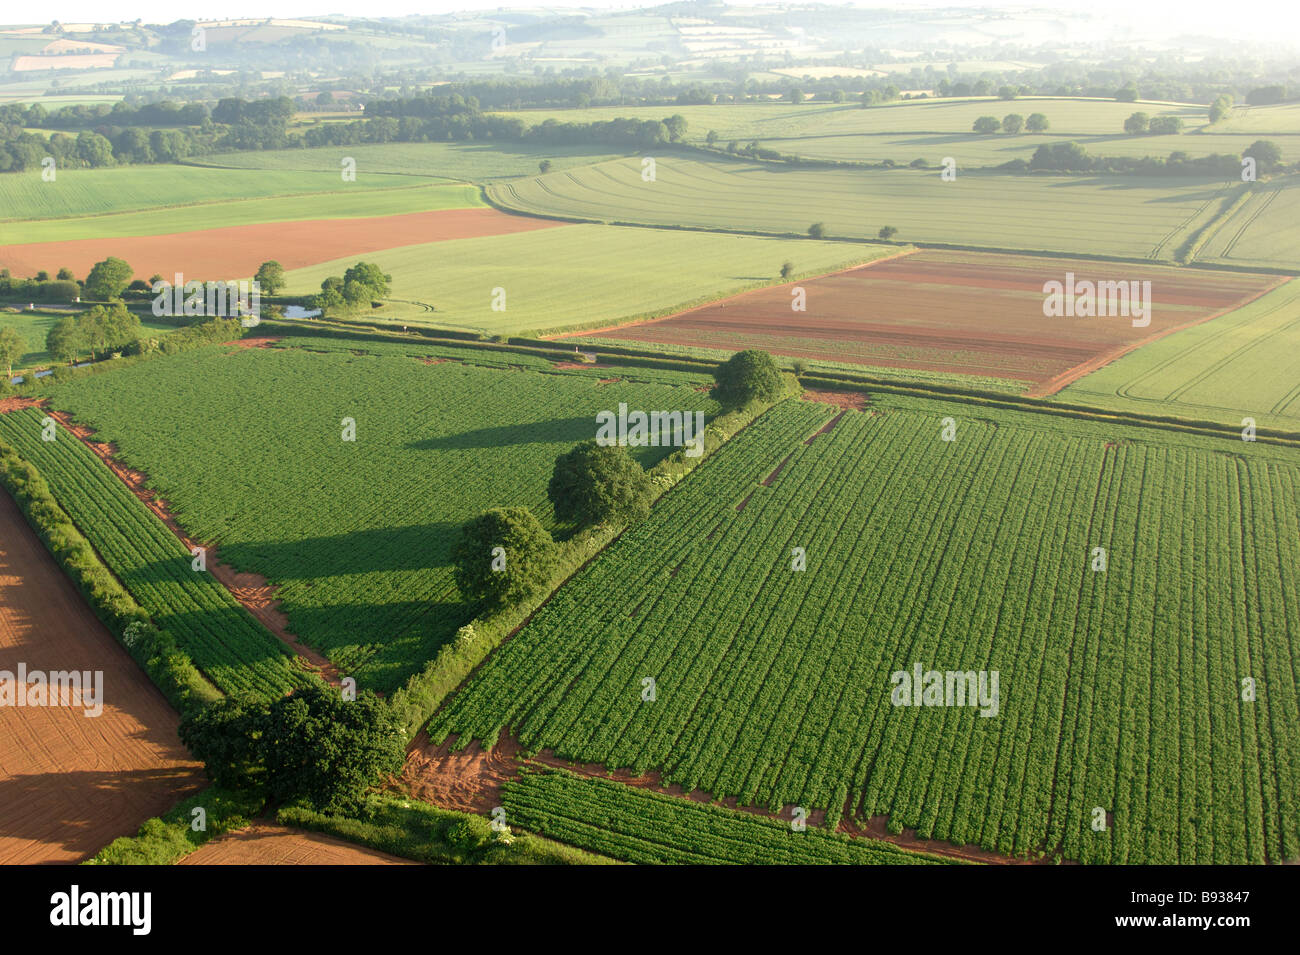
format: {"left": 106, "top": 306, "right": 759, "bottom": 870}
{"left": 451, "top": 506, "right": 558, "bottom": 605}
{"left": 76, "top": 303, "right": 139, "bottom": 359}
{"left": 972, "top": 116, "right": 1000, "bottom": 134}
{"left": 807, "top": 222, "right": 825, "bottom": 239}
{"left": 342, "top": 261, "right": 391, "bottom": 298}
{"left": 789, "top": 87, "right": 804, "bottom": 104}
{"left": 1025, "top": 113, "right": 1049, "bottom": 132}
{"left": 705, "top": 129, "right": 718, "bottom": 146}
{"left": 0, "top": 327, "right": 22, "bottom": 377}
{"left": 55, "top": 267, "right": 74, "bottom": 281}
{"left": 1243, "top": 139, "right": 1282, "bottom": 171}
{"left": 548, "top": 442, "right": 653, "bottom": 527}
{"left": 83, "top": 256, "right": 133, "bottom": 301}
{"left": 780, "top": 261, "right": 794, "bottom": 280}
{"left": 998, "top": 85, "right": 1018, "bottom": 100}
{"left": 254, "top": 260, "right": 285, "bottom": 295}
{"left": 1208, "top": 94, "right": 1233, "bottom": 124}
{"left": 1002, "top": 113, "right": 1024, "bottom": 134}
{"left": 45, "top": 316, "right": 81, "bottom": 364}
{"left": 538, "top": 159, "right": 552, "bottom": 173}
{"left": 713, "top": 349, "right": 785, "bottom": 405}
{"left": 1115, "top": 85, "right": 1139, "bottom": 102}
{"left": 878, "top": 225, "right": 898, "bottom": 240}
{"left": 1124, "top": 112, "right": 1150, "bottom": 134}
{"left": 1148, "top": 116, "right": 1183, "bottom": 134}
{"left": 179, "top": 687, "right": 404, "bottom": 814}
{"left": 1246, "top": 85, "right": 1286, "bottom": 106}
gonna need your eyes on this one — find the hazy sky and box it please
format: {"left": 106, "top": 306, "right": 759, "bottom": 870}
{"left": 20, "top": 0, "right": 1300, "bottom": 46}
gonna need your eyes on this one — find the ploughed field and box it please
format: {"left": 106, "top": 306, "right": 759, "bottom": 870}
{"left": 430, "top": 396, "right": 1300, "bottom": 865}
{"left": 575, "top": 250, "right": 1280, "bottom": 391}
{"left": 0, "top": 207, "right": 561, "bottom": 282}
{"left": 0, "top": 489, "right": 202, "bottom": 863}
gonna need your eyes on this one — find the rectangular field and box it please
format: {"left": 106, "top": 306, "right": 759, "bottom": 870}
{"left": 430, "top": 396, "right": 1300, "bottom": 865}
{"left": 1195, "top": 179, "right": 1300, "bottom": 272}
{"left": 489, "top": 156, "right": 1237, "bottom": 262}
{"left": 573, "top": 249, "right": 1281, "bottom": 391}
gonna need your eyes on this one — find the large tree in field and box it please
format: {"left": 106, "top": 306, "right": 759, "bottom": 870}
{"left": 972, "top": 116, "right": 1000, "bottom": 134}
{"left": 451, "top": 506, "right": 558, "bottom": 607}
{"left": 0, "top": 327, "right": 23, "bottom": 377}
{"left": 83, "top": 256, "right": 133, "bottom": 301}
{"left": 342, "top": 261, "right": 392, "bottom": 298}
{"left": 76, "top": 303, "right": 140, "bottom": 359}
{"left": 179, "top": 687, "right": 404, "bottom": 814}
{"left": 1124, "top": 111, "right": 1150, "bottom": 134}
{"left": 1243, "top": 140, "right": 1282, "bottom": 172}
{"left": 713, "top": 349, "right": 785, "bottom": 405}
{"left": 549, "top": 441, "right": 654, "bottom": 527}
{"left": 1025, "top": 113, "right": 1050, "bottom": 132}
{"left": 1002, "top": 113, "right": 1024, "bottom": 134}
{"left": 254, "top": 260, "right": 286, "bottom": 295}
{"left": 45, "top": 315, "right": 81, "bottom": 364}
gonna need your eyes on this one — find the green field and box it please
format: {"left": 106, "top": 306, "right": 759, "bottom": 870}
{"left": 0, "top": 164, "right": 439, "bottom": 222}
{"left": 10, "top": 183, "right": 481, "bottom": 243}
{"left": 46, "top": 339, "right": 720, "bottom": 692}
{"left": 1059, "top": 278, "right": 1300, "bottom": 429}
{"left": 187, "top": 142, "right": 626, "bottom": 182}
{"left": 502, "top": 768, "right": 954, "bottom": 864}
{"left": 1195, "top": 179, "right": 1300, "bottom": 271}
{"left": 1, "top": 309, "right": 179, "bottom": 371}
{"left": 282, "top": 224, "right": 897, "bottom": 335}
{"left": 430, "top": 396, "right": 1300, "bottom": 865}
{"left": 0, "top": 407, "right": 313, "bottom": 698}
{"left": 488, "top": 155, "right": 1235, "bottom": 261}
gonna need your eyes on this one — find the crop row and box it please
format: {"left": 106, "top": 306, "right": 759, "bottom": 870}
{"left": 0, "top": 407, "right": 310, "bottom": 698}
{"left": 500, "top": 768, "right": 952, "bottom": 865}
{"left": 433, "top": 397, "right": 1300, "bottom": 864}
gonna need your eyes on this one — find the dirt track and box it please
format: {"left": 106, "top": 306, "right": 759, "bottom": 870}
{"left": 0, "top": 491, "right": 202, "bottom": 864}
{"left": 180, "top": 823, "right": 417, "bottom": 865}
{"left": 0, "top": 207, "right": 566, "bottom": 281}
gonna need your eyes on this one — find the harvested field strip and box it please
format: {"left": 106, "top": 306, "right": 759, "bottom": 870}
{"left": 0, "top": 490, "right": 203, "bottom": 864}
{"left": 0, "top": 408, "right": 309, "bottom": 699}
{"left": 431, "top": 396, "right": 1300, "bottom": 864}
{"left": 0, "top": 208, "right": 565, "bottom": 284}
{"left": 501, "top": 768, "right": 954, "bottom": 865}
{"left": 178, "top": 823, "right": 419, "bottom": 865}
{"left": 586, "top": 249, "right": 1279, "bottom": 388}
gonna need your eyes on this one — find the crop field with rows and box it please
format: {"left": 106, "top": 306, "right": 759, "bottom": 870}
{"left": 501, "top": 768, "right": 954, "bottom": 865}
{"left": 431, "top": 396, "right": 1300, "bottom": 864}
{"left": 0, "top": 407, "right": 311, "bottom": 698}
{"left": 44, "top": 341, "right": 720, "bottom": 691}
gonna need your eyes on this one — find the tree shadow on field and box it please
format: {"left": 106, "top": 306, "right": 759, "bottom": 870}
{"left": 0, "top": 768, "right": 203, "bottom": 864}
{"left": 407, "top": 415, "right": 596, "bottom": 452}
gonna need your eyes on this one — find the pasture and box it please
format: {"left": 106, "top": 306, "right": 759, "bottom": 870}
{"left": 430, "top": 395, "right": 1300, "bottom": 865}
{"left": 1058, "top": 278, "right": 1300, "bottom": 429}
{"left": 489, "top": 156, "right": 1236, "bottom": 262}
{"left": 281, "top": 224, "right": 895, "bottom": 336}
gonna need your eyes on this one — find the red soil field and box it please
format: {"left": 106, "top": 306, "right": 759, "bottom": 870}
{"left": 0, "top": 207, "right": 565, "bottom": 283}
{"left": 180, "top": 823, "right": 417, "bottom": 865}
{"left": 574, "top": 250, "right": 1283, "bottom": 393}
{"left": 0, "top": 490, "right": 203, "bottom": 864}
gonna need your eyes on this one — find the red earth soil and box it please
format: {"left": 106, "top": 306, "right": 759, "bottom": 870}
{"left": 801, "top": 390, "right": 869, "bottom": 411}
{"left": 180, "top": 823, "right": 417, "bottom": 865}
{"left": 1, "top": 208, "right": 566, "bottom": 282}
{"left": 44, "top": 408, "right": 342, "bottom": 687}
{"left": 563, "top": 249, "right": 1284, "bottom": 392}
{"left": 0, "top": 490, "right": 203, "bottom": 864}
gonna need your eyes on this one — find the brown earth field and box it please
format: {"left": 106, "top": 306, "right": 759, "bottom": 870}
{"left": 0, "top": 207, "right": 566, "bottom": 282}
{"left": 564, "top": 250, "right": 1284, "bottom": 394}
{"left": 179, "top": 823, "right": 417, "bottom": 865}
{"left": 0, "top": 490, "right": 203, "bottom": 864}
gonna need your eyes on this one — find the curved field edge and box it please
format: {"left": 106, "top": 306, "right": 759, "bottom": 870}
{"left": 427, "top": 395, "right": 1300, "bottom": 865}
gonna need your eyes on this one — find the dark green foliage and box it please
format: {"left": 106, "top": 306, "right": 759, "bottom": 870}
{"left": 83, "top": 256, "right": 133, "bottom": 301}
{"left": 180, "top": 686, "right": 405, "bottom": 814}
{"left": 451, "top": 506, "right": 558, "bottom": 607}
{"left": 548, "top": 440, "right": 653, "bottom": 527}
{"left": 713, "top": 349, "right": 784, "bottom": 405}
